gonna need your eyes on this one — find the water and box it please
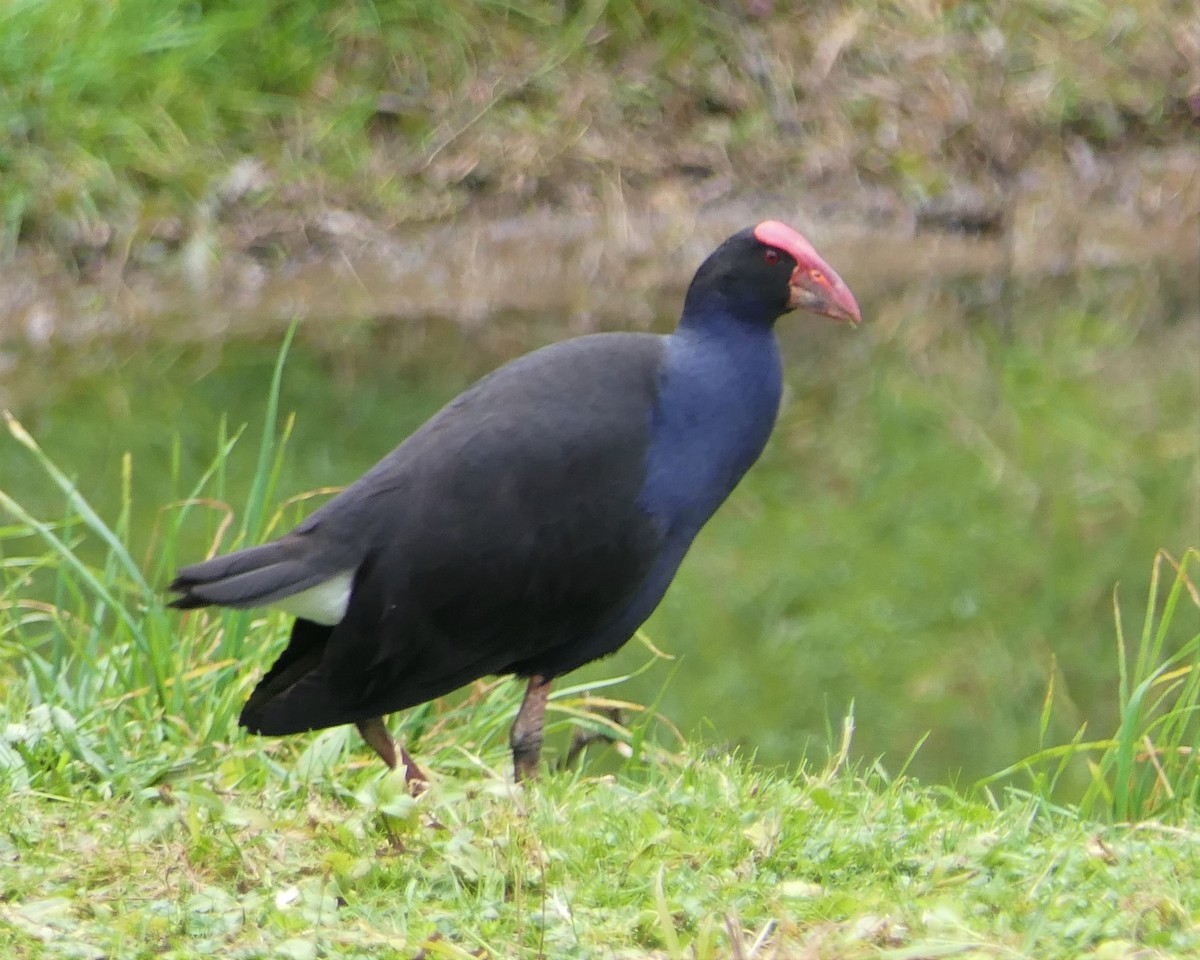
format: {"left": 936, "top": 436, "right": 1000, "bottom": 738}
{"left": 3, "top": 218, "right": 1197, "bottom": 784}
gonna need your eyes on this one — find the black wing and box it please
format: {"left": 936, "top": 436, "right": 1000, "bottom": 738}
{"left": 241, "top": 332, "right": 669, "bottom": 734}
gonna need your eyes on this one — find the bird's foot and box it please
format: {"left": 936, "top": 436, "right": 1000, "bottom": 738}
{"left": 513, "top": 743, "right": 543, "bottom": 783}
{"left": 563, "top": 707, "right": 624, "bottom": 770}
{"left": 357, "top": 717, "right": 428, "bottom": 795}
{"left": 398, "top": 744, "right": 429, "bottom": 795}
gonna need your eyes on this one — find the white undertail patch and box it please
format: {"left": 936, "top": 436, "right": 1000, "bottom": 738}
{"left": 271, "top": 569, "right": 355, "bottom": 625}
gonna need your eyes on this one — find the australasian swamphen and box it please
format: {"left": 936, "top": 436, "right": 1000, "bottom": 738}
{"left": 169, "top": 221, "right": 861, "bottom": 783}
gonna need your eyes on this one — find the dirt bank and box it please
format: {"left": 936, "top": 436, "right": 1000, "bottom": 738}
{"left": 1, "top": 142, "right": 1196, "bottom": 357}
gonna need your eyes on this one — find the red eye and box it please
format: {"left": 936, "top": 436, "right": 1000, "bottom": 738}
{"left": 763, "top": 248, "right": 781, "bottom": 265}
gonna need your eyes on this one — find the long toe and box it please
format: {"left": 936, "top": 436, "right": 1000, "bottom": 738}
{"left": 399, "top": 745, "right": 429, "bottom": 795}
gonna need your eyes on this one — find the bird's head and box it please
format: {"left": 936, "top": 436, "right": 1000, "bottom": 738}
{"left": 685, "top": 220, "right": 861, "bottom": 328}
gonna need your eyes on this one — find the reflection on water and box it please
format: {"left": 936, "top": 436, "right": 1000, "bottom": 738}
{"left": 2, "top": 229, "right": 1197, "bottom": 784}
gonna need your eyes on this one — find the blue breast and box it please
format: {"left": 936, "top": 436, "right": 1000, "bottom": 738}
{"left": 638, "top": 317, "right": 784, "bottom": 540}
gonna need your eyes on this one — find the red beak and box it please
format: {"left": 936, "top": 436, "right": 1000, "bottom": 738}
{"left": 789, "top": 267, "right": 862, "bottom": 326}
{"left": 755, "top": 220, "right": 862, "bottom": 326}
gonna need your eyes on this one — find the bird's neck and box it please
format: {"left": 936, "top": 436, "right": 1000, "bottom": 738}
{"left": 639, "top": 308, "right": 783, "bottom": 535}
{"left": 681, "top": 281, "right": 781, "bottom": 332}
{"left": 671, "top": 302, "right": 782, "bottom": 391}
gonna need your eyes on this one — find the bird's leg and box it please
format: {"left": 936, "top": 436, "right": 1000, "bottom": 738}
{"left": 510, "top": 674, "right": 552, "bottom": 782}
{"left": 357, "top": 716, "right": 428, "bottom": 792}
{"left": 357, "top": 716, "right": 397, "bottom": 768}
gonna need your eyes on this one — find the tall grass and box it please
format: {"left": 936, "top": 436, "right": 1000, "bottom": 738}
{"left": 0, "top": 326, "right": 344, "bottom": 790}
{"left": 0, "top": 359, "right": 295, "bottom": 789}
{"left": 982, "top": 548, "right": 1200, "bottom": 822}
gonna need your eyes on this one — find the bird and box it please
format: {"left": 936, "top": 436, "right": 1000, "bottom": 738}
{"left": 169, "top": 220, "right": 861, "bottom": 785}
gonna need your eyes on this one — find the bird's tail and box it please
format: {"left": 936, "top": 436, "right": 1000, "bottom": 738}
{"left": 168, "top": 537, "right": 336, "bottom": 611}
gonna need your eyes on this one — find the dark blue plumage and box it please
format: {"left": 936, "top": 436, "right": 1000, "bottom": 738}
{"left": 169, "top": 221, "right": 860, "bottom": 782}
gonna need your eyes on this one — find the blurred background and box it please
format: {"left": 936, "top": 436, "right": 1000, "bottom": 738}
{"left": 1, "top": 0, "right": 1197, "bottom": 784}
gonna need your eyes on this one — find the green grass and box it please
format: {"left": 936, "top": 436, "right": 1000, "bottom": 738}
{"left": 2, "top": 329, "right": 1199, "bottom": 955}
{"left": 3, "top": 750, "right": 1200, "bottom": 959}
